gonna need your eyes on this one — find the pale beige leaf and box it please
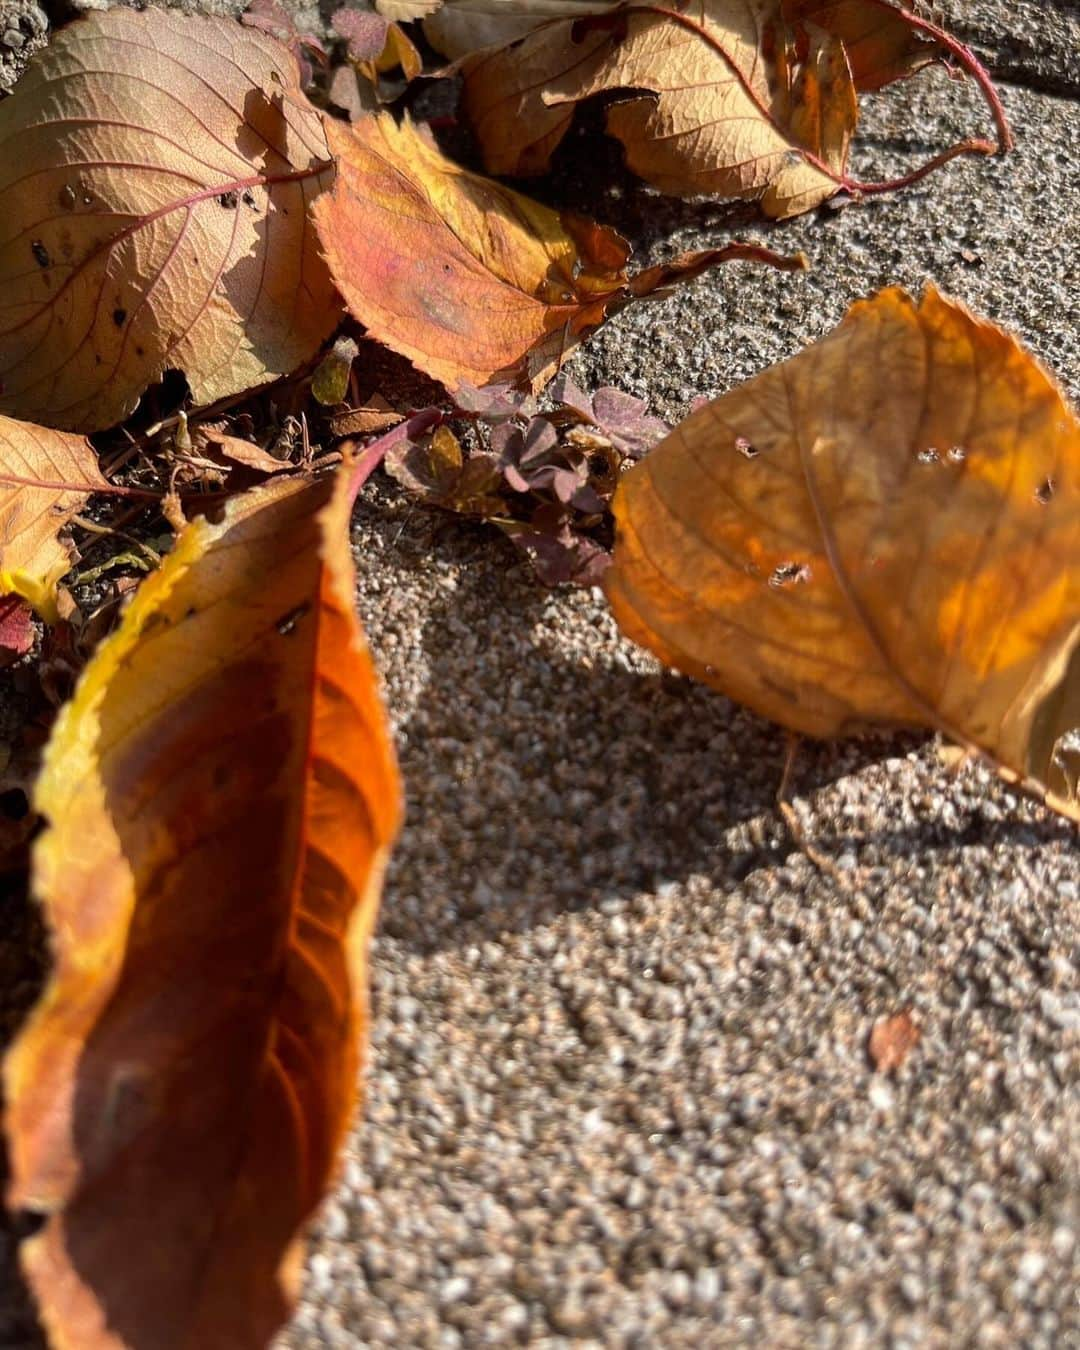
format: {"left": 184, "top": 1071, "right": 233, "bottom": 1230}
{"left": 0, "top": 9, "right": 342, "bottom": 432}
{"left": 377, "top": 0, "right": 444, "bottom": 20}
{"left": 459, "top": 0, "right": 855, "bottom": 216}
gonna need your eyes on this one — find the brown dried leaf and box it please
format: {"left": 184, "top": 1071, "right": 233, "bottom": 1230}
{"left": 0, "top": 10, "right": 342, "bottom": 432}
{"left": 313, "top": 113, "right": 804, "bottom": 391}
{"left": 868, "top": 1011, "right": 920, "bottom": 1072}
{"left": 455, "top": 1, "right": 1006, "bottom": 217}
{"left": 457, "top": 1, "right": 856, "bottom": 214}
{"left": 606, "top": 288, "right": 1080, "bottom": 823}
{"left": 0, "top": 415, "right": 108, "bottom": 620}
{"left": 786, "top": 0, "right": 942, "bottom": 90}
{"left": 4, "top": 465, "right": 402, "bottom": 1349}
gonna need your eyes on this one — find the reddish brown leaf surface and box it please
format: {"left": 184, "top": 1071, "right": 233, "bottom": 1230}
{"left": 4, "top": 465, "right": 401, "bottom": 1349}
{"left": 0, "top": 9, "right": 341, "bottom": 432}
{"left": 314, "top": 112, "right": 804, "bottom": 391}
{"left": 0, "top": 593, "right": 34, "bottom": 664}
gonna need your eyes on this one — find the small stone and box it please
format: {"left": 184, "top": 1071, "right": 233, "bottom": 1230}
{"left": 1018, "top": 1251, "right": 1047, "bottom": 1284}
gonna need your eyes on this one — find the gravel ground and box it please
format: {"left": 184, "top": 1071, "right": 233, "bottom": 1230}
{"left": 1, "top": 3, "right": 1079, "bottom": 1348}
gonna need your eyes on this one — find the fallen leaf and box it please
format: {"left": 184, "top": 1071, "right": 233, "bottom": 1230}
{"left": 0, "top": 414, "right": 108, "bottom": 620}
{"left": 312, "top": 336, "right": 361, "bottom": 406}
{"left": 242, "top": 0, "right": 328, "bottom": 84}
{"left": 4, "top": 464, "right": 402, "bottom": 1348}
{"left": 605, "top": 287, "right": 1080, "bottom": 823}
{"left": 198, "top": 424, "right": 294, "bottom": 476}
{"left": 0, "top": 594, "right": 34, "bottom": 665}
{"left": 314, "top": 112, "right": 804, "bottom": 391}
{"left": 454, "top": 1, "right": 1008, "bottom": 217}
{"left": 332, "top": 7, "right": 422, "bottom": 95}
{"left": 868, "top": 1010, "right": 920, "bottom": 1072}
{"left": 786, "top": 0, "right": 942, "bottom": 90}
{"left": 378, "top": 0, "right": 443, "bottom": 19}
{"left": 0, "top": 9, "right": 342, "bottom": 432}
{"left": 329, "top": 395, "right": 404, "bottom": 439}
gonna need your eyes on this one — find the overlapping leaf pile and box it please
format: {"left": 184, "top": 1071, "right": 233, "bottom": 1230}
{"left": 0, "top": 3, "right": 1074, "bottom": 1349}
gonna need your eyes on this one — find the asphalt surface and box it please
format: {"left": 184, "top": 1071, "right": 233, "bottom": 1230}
{"left": 1, "top": 2, "right": 1078, "bottom": 1348}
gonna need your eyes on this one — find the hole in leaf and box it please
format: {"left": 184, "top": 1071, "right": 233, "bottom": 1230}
{"left": 769, "top": 562, "right": 812, "bottom": 588}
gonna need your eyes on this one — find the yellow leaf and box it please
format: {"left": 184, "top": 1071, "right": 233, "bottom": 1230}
{"left": 605, "top": 288, "right": 1080, "bottom": 822}
{"left": 0, "top": 10, "right": 342, "bottom": 432}
{"left": 0, "top": 414, "right": 107, "bottom": 620}
{"left": 313, "top": 112, "right": 805, "bottom": 392}
{"left": 4, "top": 464, "right": 402, "bottom": 1348}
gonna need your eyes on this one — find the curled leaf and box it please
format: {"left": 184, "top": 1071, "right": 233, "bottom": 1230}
{"left": 0, "top": 414, "right": 108, "bottom": 620}
{"left": 313, "top": 112, "right": 804, "bottom": 391}
{"left": 4, "top": 465, "right": 401, "bottom": 1348}
{"left": 606, "top": 287, "right": 1080, "bottom": 822}
{"left": 455, "top": 0, "right": 1009, "bottom": 217}
{"left": 0, "top": 9, "right": 342, "bottom": 432}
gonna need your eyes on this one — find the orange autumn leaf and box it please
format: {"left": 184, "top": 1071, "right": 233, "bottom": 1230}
{"left": 605, "top": 287, "right": 1080, "bottom": 822}
{"left": 0, "top": 414, "right": 107, "bottom": 620}
{"left": 0, "top": 9, "right": 342, "bottom": 432}
{"left": 3, "top": 465, "right": 402, "bottom": 1349}
{"left": 452, "top": 1, "right": 1008, "bottom": 218}
{"left": 868, "top": 1010, "right": 920, "bottom": 1072}
{"left": 313, "top": 112, "right": 805, "bottom": 392}
{"left": 785, "top": 0, "right": 943, "bottom": 91}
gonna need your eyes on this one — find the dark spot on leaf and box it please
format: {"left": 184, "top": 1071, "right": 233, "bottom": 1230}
{"left": 770, "top": 562, "right": 812, "bottom": 588}
{"left": 0, "top": 788, "right": 29, "bottom": 821}
{"left": 242, "top": 190, "right": 256, "bottom": 208}
{"left": 31, "top": 240, "right": 49, "bottom": 268}
{"left": 218, "top": 190, "right": 240, "bottom": 209}
{"left": 135, "top": 345, "right": 145, "bottom": 357}
{"left": 917, "top": 447, "right": 940, "bottom": 464}
{"left": 735, "top": 436, "right": 758, "bottom": 458}
{"left": 275, "top": 601, "right": 310, "bottom": 636}
{"left": 1035, "top": 477, "right": 1055, "bottom": 504}
{"left": 112, "top": 307, "right": 127, "bottom": 327}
